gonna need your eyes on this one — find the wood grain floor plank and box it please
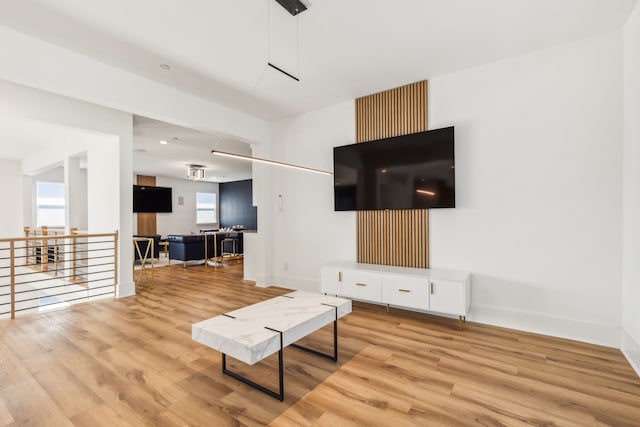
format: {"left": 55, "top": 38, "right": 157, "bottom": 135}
{"left": 0, "top": 398, "right": 14, "bottom": 426}
{"left": 0, "top": 262, "right": 638, "bottom": 426}
{"left": 0, "top": 377, "right": 74, "bottom": 427}
{"left": 69, "top": 403, "right": 136, "bottom": 427}
{"left": 31, "top": 358, "right": 103, "bottom": 418}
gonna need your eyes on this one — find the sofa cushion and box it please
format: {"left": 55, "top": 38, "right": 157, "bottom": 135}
{"left": 167, "top": 235, "right": 203, "bottom": 244}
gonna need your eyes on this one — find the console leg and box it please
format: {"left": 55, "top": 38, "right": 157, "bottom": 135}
{"left": 459, "top": 316, "right": 463, "bottom": 331}
{"left": 386, "top": 304, "right": 390, "bottom": 313}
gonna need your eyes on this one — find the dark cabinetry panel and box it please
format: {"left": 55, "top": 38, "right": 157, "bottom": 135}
{"left": 220, "top": 179, "right": 257, "bottom": 230}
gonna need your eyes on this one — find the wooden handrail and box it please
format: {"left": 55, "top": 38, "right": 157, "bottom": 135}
{"left": 0, "top": 232, "right": 118, "bottom": 243}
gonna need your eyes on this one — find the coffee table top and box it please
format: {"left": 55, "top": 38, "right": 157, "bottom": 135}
{"left": 192, "top": 291, "right": 351, "bottom": 365}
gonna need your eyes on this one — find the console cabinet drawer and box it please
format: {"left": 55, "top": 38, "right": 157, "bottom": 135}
{"left": 382, "top": 275, "right": 429, "bottom": 310}
{"left": 342, "top": 270, "right": 382, "bottom": 301}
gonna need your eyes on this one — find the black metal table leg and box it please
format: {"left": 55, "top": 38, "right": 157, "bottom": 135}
{"left": 221, "top": 327, "right": 285, "bottom": 401}
{"left": 219, "top": 303, "right": 340, "bottom": 401}
{"left": 290, "top": 304, "right": 339, "bottom": 362}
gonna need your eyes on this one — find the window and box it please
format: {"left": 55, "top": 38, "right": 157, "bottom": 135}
{"left": 36, "top": 181, "right": 65, "bottom": 227}
{"left": 196, "top": 192, "right": 217, "bottom": 224}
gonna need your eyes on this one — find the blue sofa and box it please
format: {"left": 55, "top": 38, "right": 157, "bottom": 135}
{"left": 166, "top": 234, "right": 222, "bottom": 266}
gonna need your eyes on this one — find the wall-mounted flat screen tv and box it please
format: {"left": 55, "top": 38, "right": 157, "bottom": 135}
{"left": 333, "top": 126, "right": 455, "bottom": 211}
{"left": 133, "top": 185, "right": 173, "bottom": 213}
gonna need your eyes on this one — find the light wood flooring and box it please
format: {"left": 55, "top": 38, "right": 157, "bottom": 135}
{"left": 1, "top": 262, "right": 639, "bottom": 426}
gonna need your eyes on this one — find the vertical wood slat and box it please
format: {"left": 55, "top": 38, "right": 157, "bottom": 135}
{"left": 136, "top": 175, "right": 157, "bottom": 236}
{"left": 355, "top": 80, "right": 429, "bottom": 268}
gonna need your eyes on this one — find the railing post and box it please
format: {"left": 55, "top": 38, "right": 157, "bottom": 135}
{"left": 54, "top": 233, "right": 59, "bottom": 277}
{"left": 114, "top": 230, "right": 119, "bottom": 297}
{"left": 23, "top": 226, "right": 30, "bottom": 267}
{"left": 10, "top": 241, "right": 15, "bottom": 320}
{"left": 71, "top": 230, "right": 77, "bottom": 283}
{"left": 41, "top": 226, "right": 48, "bottom": 272}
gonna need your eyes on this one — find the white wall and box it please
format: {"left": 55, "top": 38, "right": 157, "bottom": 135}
{"left": 0, "top": 25, "right": 270, "bottom": 146}
{"left": 65, "top": 157, "right": 89, "bottom": 232}
{"left": 86, "top": 137, "right": 120, "bottom": 234}
{"left": 152, "top": 175, "right": 219, "bottom": 236}
{"left": 269, "top": 31, "right": 625, "bottom": 348}
{"left": 0, "top": 23, "right": 273, "bottom": 295}
{"left": 0, "top": 159, "right": 24, "bottom": 237}
{"left": 271, "top": 101, "right": 356, "bottom": 291}
{"left": 622, "top": 2, "right": 640, "bottom": 374}
{"left": 0, "top": 80, "right": 135, "bottom": 297}
{"left": 429, "top": 31, "right": 624, "bottom": 347}
{"left": 249, "top": 145, "right": 274, "bottom": 287}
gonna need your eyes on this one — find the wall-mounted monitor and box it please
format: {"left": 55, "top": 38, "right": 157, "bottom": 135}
{"left": 333, "top": 126, "right": 455, "bottom": 211}
{"left": 133, "top": 185, "right": 172, "bottom": 213}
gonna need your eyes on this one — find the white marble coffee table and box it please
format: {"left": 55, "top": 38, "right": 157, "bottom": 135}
{"left": 192, "top": 291, "right": 352, "bottom": 400}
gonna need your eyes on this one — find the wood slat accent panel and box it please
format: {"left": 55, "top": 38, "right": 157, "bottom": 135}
{"left": 136, "top": 175, "right": 157, "bottom": 236}
{"left": 355, "top": 80, "right": 427, "bottom": 143}
{"left": 355, "top": 80, "right": 429, "bottom": 268}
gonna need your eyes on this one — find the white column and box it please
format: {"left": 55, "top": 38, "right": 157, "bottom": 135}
{"left": 64, "top": 155, "right": 88, "bottom": 233}
{"left": 249, "top": 143, "right": 274, "bottom": 287}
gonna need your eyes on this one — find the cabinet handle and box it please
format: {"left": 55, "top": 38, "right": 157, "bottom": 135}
{"left": 398, "top": 289, "right": 411, "bottom": 293}
{"left": 356, "top": 283, "right": 367, "bottom": 287}
{"left": 430, "top": 281, "right": 434, "bottom": 294}
{"left": 338, "top": 272, "right": 342, "bottom": 282}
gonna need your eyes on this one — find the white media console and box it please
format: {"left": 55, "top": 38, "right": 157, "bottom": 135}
{"left": 320, "top": 262, "right": 471, "bottom": 329}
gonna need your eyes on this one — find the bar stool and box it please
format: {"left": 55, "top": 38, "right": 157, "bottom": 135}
{"left": 221, "top": 237, "right": 238, "bottom": 256}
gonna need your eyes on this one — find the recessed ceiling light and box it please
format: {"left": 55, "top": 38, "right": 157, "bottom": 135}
{"left": 160, "top": 140, "right": 168, "bottom": 145}
{"left": 159, "top": 64, "right": 171, "bottom": 70}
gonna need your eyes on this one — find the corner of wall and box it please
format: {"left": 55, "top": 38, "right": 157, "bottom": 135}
{"left": 117, "top": 281, "right": 136, "bottom": 298}
{"left": 254, "top": 273, "right": 274, "bottom": 288}
{"left": 622, "top": 329, "right": 640, "bottom": 377}
{"left": 272, "top": 274, "right": 320, "bottom": 293}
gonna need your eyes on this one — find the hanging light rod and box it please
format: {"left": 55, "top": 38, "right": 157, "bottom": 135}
{"left": 211, "top": 150, "right": 332, "bottom": 176}
{"left": 275, "top": 0, "right": 307, "bottom": 16}
{"left": 268, "top": 62, "right": 300, "bottom": 82}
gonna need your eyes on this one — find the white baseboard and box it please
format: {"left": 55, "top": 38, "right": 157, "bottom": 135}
{"left": 272, "top": 274, "right": 320, "bottom": 293}
{"left": 254, "top": 274, "right": 273, "bottom": 288}
{"left": 117, "top": 281, "right": 135, "bottom": 298}
{"left": 470, "top": 304, "right": 621, "bottom": 348}
{"left": 621, "top": 329, "right": 640, "bottom": 377}
{"left": 249, "top": 276, "right": 624, "bottom": 350}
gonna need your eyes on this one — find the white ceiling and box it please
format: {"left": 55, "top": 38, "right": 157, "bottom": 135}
{"left": 0, "top": 0, "right": 636, "bottom": 181}
{"left": 0, "top": 117, "right": 92, "bottom": 166}
{"left": 0, "top": 118, "right": 65, "bottom": 161}
{"left": 133, "top": 116, "right": 253, "bottom": 183}
{"left": 0, "top": 116, "right": 253, "bottom": 182}
{"left": 0, "top": 0, "right": 636, "bottom": 121}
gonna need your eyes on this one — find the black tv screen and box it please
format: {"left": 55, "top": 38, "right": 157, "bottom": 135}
{"left": 133, "top": 185, "right": 172, "bottom": 213}
{"left": 333, "top": 126, "right": 455, "bottom": 211}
